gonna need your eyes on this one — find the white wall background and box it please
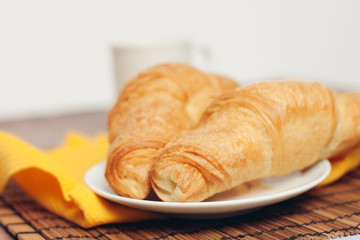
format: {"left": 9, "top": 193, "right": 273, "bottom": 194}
{"left": 1, "top": 0, "right": 360, "bottom": 120}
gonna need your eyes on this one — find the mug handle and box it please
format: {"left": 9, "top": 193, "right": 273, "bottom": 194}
{"left": 190, "top": 43, "right": 212, "bottom": 71}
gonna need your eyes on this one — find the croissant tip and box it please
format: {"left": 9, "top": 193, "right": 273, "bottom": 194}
{"left": 151, "top": 162, "right": 208, "bottom": 202}
{"left": 107, "top": 175, "right": 150, "bottom": 200}
{"left": 105, "top": 163, "right": 151, "bottom": 200}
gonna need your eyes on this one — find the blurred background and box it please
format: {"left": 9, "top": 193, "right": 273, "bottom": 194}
{"left": 1, "top": 0, "right": 360, "bottom": 121}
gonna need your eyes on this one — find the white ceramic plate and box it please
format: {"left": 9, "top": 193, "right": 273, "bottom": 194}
{"left": 84, "top": 159, "right": 331, "bottom": 219}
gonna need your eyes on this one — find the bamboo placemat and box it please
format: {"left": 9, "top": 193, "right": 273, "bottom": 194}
{"left": 1, "top": 168, "right": 360, "bottom": 240}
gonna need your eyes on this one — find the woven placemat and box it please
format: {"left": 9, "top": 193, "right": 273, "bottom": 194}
{"left": 1, "top": 168, "right": 360, "bottom": 240}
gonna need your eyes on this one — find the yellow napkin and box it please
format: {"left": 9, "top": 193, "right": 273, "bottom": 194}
{"left": 318, "top": 146, "right": 360, "bottom": 186}
{"left": 0, "top": 130, "right": 360, "bottom": 228}
{"left": 0, "top": 130, "right": 162, "bottom": 228}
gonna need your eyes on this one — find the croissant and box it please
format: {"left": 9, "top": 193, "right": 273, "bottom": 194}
{"left": 151, "top": 81, "right": 360, "bottom": 202}
{"left": 105, "top": 63, "right": 239, "bottom": 199}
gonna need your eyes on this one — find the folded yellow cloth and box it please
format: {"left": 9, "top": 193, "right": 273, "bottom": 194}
{"left": 0, "top": 130, "right": 163, "bottom": 228}
{"left": 0, "top": 130, "right": 359, "bottom": 228}
{"left": 318, "top": 146, "right": 360, "bottom": 186}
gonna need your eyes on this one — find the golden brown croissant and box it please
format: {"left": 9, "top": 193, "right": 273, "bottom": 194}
{"left": 151, "top": 81, "right": 360, "bottom": 202}
{"left": 105, "top": 63, "right": 239, "bottom": 199}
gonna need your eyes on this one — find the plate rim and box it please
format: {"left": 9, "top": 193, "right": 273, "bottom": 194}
{"left": 84, "top": 159, "right": 331, "bottom": 214}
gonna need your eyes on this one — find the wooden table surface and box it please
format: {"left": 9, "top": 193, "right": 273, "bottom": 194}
{"left": 1, "top": 111, "right": 360, "bottom": 240}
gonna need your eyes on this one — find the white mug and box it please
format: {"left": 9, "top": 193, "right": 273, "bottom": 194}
{"left": 111, "top": 39, "right": 211, "bottom": 94}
